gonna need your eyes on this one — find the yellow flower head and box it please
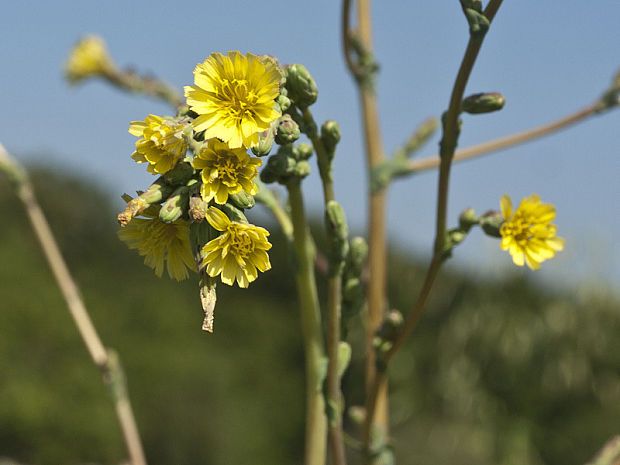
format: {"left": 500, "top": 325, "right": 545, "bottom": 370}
{"left": 129, "top": 115, "right": 188, "bottom": 175}
{"left": 201, "top": 207, "right": 272, "bottom": 288}
{"left": 118, "top": 205, "right": 196, "bottom": 281}
{"left": 184, "top": 51, "right": 282, "bottom": 149}
{"left": 500, "top": 194, "right": 564, "bottom": 270}
{"left": 192, "top": 139, "right": 262, "bottom": 204}
{"left": 65, "top": 35, "right": 115, "bottom": 83}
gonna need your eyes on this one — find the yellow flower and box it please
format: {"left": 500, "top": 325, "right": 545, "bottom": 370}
{"left": 65, "top": 35, "right": 115, "bottom": 83}
{"left": 500, "top": 194, "right": 564, "bottom": 270}
{"left": 184, "top": 51, "right": 282, "bottom": 149}
{"left": 192, "top": 139, "right": 262, "bottom": 204}
{"left": 129, "top": 115, "right": 188, "bottom": 174}
{"left": 201, "top": 207, "right": 271, "bottom": 288}
{"left": 118, "top": 205, "right": 196, "bottom": 281}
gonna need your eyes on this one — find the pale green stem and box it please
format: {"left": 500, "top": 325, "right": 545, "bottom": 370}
{"left": 287, "top": 181, "right": 327, "bottom": 465}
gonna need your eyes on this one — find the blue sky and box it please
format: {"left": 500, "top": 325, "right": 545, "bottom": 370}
{"left": 1, "top": 1, "right": 619, "bottom": 288}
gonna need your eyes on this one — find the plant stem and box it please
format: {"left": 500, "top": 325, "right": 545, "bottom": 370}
{"left": 362, "top": 0, "right": 503, "bottom": 454}
{"left": 408, "top": 101, "right": 605, "bottom": 173}
{"left": 0, "top": 143, "right": 147, "bottom": 465}
{"left": 342, "top": 0, "right": 390, "bottom": 452}
{"left": 287, "top": 181, "right": 327, "bottom": 465}
{"left": 303, "top": 108, "right": 348, "bottom": 465}
{"left": 106, "top": 68, "right": 184, "bottom": 108}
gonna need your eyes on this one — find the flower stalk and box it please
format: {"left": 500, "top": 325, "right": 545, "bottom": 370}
{"left": 286, "top": 181, "right": 327, "bottom": 465}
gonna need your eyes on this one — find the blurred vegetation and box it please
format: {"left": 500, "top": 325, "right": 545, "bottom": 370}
{"left": 0, "top": 166, "right": 618, "bottom": 465}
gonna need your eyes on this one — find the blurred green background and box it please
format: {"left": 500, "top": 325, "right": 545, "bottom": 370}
{"left": 0, "top": 168, "right": 618, "bottom": 465}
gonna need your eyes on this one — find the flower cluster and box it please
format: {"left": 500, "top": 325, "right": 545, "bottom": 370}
{"left": 119, "top": 51, "right": 282, "bottom": 290}
{"left": 499, "top": 194, "right": 564, "bottom": 270}
{"left": 65, "top": 35, "right": 116, "bottom": 83}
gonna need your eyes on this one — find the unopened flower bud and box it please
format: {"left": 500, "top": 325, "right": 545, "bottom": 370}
{"left": 275, "top": 94, "right": 291, "bottom": 113}
{"left": 285, "top": 64, "right": 318, "bottom": 108}
{"left": 326, "top": 200, "right": 349, "bottom": 267}
{"left": 320, "top": 120, "right": 341, "bottom": 155}
{"left": 293, "top": 160, "right": 311, "bottom": 179}
{"left": 251, "top": 127, "right": 275, "bottom": 157}
{"left": 348, "top": 406, "right": 366, "bottom": 426}
{"left": 275, "top": 114, "right": 300, "bottom": 145}
{"left": 293, "top": 143, "right": 313, "bottom": 161}
{"left": 162, "top": 161, "right": 195, "bottom": 185}
{"left": 228, "top": 191, "right": 255, "bottom": 210}
{"left": 220, "top": 203, "right": 248, "bottom": 223}
{"left": 458, "top": 207, "right": 478, "bottom": 230}
{"left": 462, "top": 92, "right": 505, "bottom": 114}
{"left": 479, "top": 209, "right": 503, "bottom": 238}
{"left": 348, "top": 237, "right": 368, "bottom": 276}
{"left": 337, "top": 342, "right": 352, "bottom": 378}
{"left": 159, "top": 186, "right": 188, "bottom": 223}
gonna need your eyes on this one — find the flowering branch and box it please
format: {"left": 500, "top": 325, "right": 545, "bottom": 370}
{"left": 362, "top": 0, "right": 504, "bottom": 459}
{"left": 0, "top": 143, "right": 147, "bottom": 465}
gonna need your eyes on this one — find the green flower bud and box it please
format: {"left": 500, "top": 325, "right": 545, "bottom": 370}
{"left": 274, "top": 114, "right": 300, "bottom": 145}
{"left": 320, "top": 120, "right": 341, "bottom": 155}
{"left": 275, "top": 94, "right": 291, "bottom": 113}
{"left": 349, "top": 236, "right": 368, "bottom": 276}
{"left": 251, "top": 127, "right": 275, "bottom": 157}
{"left": 159, "top": 185, "right": 189, "bottom": 223}
{"left": 326, "top": 200, "right": 349, "bottom": 269}
{"left": 219, "top": 203, "right": 248, "bottom": 223}
{"left": 293, "top": 142, "right": 313, "bottom": 161}
{"left": 228, "top": 191, "right": 255, "bottom": 210}
{"left": 479, "top": 209, "right": 503, "bottom": 238}
{"left": 162, "top": 161, "right": 195, "bottom": 185}
{"left": 337, "top": 342, "right": 352, "bottom": 378}
{"left": 462, "top": 92, "right": 505, "bottom": 114}
{"left": 293, "top": 160, "right": 311, "bottom": 179}
{"left": 458, "top": 207, "right": 478, "bottom": 231}
{"left": 285, "top": 64, "right": 318, "bottom": 108}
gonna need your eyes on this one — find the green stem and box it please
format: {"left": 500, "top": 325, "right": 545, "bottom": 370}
{"left": 287, "top": 181, "right": 327, "bottom": 465}
{"left": 302, "top": 107, "right": 348, "bottom": 465}
{"left": 362, "top": 0, "right": 504, "bottom": 456}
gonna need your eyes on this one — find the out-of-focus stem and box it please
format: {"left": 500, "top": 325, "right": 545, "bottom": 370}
{"left": 343, "top": 0, "right": 390, "bottom": 453}
{"left": 408, "top": 101, "right": 604, "bottom": 173}
{"left": 0, "top": 143, "right": 147, "bottom": 465}
{"left": 287, "top": 181, "right": 327, "bottom": 465}
{"left": 106, "top": 68, "right": 184, "bottom": 108}
{"left": 362, "top": 0, "right": 503, "bottom": 457}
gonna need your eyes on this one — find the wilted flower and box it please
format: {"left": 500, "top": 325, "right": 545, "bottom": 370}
{"left": 129, "top": 115, "right": 188, "bottom": 175}
{"left": 65, "top": 35, "right": 115, "bottom": 83}
{"left": 184, "top": 51, "right": 282, "bottom": 149}
{"left": 201, "top": 207, "right": 271, "bottom": 288}
{"left": 118, "top": 205, "right": 195, "bottom": 281}
{"left": 191, "top": 139, "right": 261, "bottom": 204}
{"left": 500, "top": 194, "right": 564, "bottom": 270}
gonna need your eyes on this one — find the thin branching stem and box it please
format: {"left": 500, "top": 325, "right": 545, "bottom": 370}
{"left": 0, "top": 143, "right": 147, "bottom": 465}
{"left": 362, "top": 0, "right": 504, "bottom": 458}
{"left": 408, "top": 101, "right": 605, "bottom": 173}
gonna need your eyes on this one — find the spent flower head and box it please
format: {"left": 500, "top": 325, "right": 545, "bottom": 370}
{"left": 118, "top": 204, "right": 196, "bottom": 281}
{"left": 201, "top": 207, "right": 271, "bottom": 288}
{"left": 65, "top": 35, "right": 116, "bottom": 83}
{"left": 500, "top": 194, "right": 564, "bottom": 270}
{"left": 192, "top": 139, "right": 261, "bottom": 205}
{"left": 129, "top": 115, "right": 189, "bottom": 175}
{"left": 185, "top": 51, "right": 282, "bottom": 149}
